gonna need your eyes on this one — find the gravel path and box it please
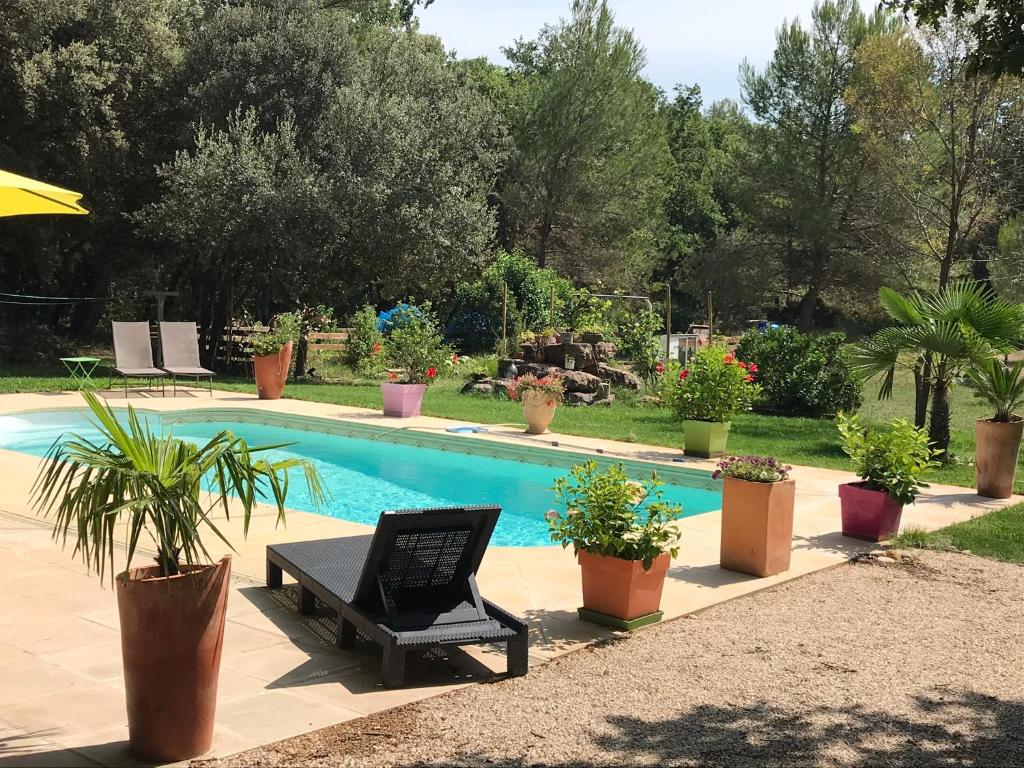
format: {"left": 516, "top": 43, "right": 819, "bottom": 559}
{"left": 201, "top": 552, "right": 1024, "bottom": 767}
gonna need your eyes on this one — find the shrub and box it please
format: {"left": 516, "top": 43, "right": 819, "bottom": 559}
{"left": 251, "top": 311, "right": 301, "bottom": 357}
{"left": 712, "top": 455, "right": 792, "bottom": 483}
{"left": 614, "top": 308, "right": 662, "bottom": 387}
{"left": 735, "top": 328, "right": 862, "bottom": 417}
{"left": 545, "top": 461, "right": 683, "bottom": 569}
{"left": 384, "top": 302, "right": 451, "bottom": 385}
{"left": 657, "top": 345, "right": 761, "bottom": 423}
{"left": 836, "top": 412, "right": 938, "bottom": 505}
{"left": 343, "top": 304, "right": 386, "bottom": 374}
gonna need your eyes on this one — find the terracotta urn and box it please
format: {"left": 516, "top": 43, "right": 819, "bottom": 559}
{"left": 974, "top": 418, "right": 1023, "bottom": 499}
{"left": 116, "top": 556, "right": 232, "bottom": 762}
{"left": 838, "top": 482, "right": 903, "bottom": 542}
{"left": 720, "top": 477, "right": 796, "bottom": 577}
{"left": 253, "top": 340, "right": 293, "bottom": 400}
{"left": 380, "top": 382, "right": 426, "bottom": 417}
{"left": 521, "top": 389, "right": 557, "bottom": 434}
{"left": 578, "top": 550, "right": 670, "bottom": 621}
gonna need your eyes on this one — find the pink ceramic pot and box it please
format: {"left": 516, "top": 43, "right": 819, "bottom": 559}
{"left": 380, "top": 382, "right": 426, "bottom": 417}
{"left": 838, "top": 482, "right": 904, "bottom": 542}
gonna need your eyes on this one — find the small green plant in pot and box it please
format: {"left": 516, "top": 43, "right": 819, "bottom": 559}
{"left": 657, "top": 346, "right": 761, "bottom": 457}
{"left": 836, "top": 413, "right": 938, "bottom": 541}
{"left": 252, "top": 311, "right": 301, "bottom": 400}
{"left": 964, "top": 359, "right": 1024, "bottom": 498}
{"left": 546, "top": 461, "right": 682, "bottom": 629}
{"left": 381, "top": 302, "right": 451, "bottom": 417}
{"left": 32, "top": 392, "right": 324, "bottom": 762}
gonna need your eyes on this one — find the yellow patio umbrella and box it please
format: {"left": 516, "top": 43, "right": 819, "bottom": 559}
{"left": 0, "top": 169, "right": 88, "bottom": 217}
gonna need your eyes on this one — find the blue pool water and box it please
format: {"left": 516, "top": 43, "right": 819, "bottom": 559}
{"left": 0, "top": 409, "right": 722, "bottom": 547}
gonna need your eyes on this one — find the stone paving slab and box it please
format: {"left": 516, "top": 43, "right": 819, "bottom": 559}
{"left": 0, "top": 387, "right": 1018, "bottom": 766}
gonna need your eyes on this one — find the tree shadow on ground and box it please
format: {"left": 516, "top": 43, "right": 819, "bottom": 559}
{"left": 396, "top": 689, "right": 1024, "bottom": 767}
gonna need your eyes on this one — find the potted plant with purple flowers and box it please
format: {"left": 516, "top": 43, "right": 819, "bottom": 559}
{"left": 714, "top": 456, "right": 795, "bottom": 577}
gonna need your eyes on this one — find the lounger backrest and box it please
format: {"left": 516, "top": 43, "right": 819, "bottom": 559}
{"left": 353, "top": 506, "right": 500, "bottom": 622}
{"left": 112, "top": 322, "right": 155, "bottom": 369}
{"left": 159, "top": 321, "right": 202, "bottom": 368}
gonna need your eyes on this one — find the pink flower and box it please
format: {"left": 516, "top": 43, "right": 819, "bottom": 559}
{"left": 744, "top": 374, "right": 754, "bottom": 382}
{"left": 679, "top": 369, "right": 689, "bottom": 381}
{"left": 372, "top": 341, "right": 382, "bottom": 354}
{"left": 655, "top": 362, "right": 665, "bottom": 374}
{"left": 738, "top": 361, "right": 747, "bottom": 370}
{"left": 452, "top": 353, "right": 459, "bottom": 364}
{"left": 748, "top": 362, "right": 759, "bottom": 374}
{"left": 387, "top": 371, "right": 397, "bottom": 381}
{"left": 723, "top": 353, "right": 735, "bottom": 365}
{"left": 544, "top": 510, "right": 559, "bottom": 522}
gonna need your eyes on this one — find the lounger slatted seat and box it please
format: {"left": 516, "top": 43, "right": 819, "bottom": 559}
{"left": 159, "top": 321, "right": 214, "bottom": 395}
{"left": 266, "top": 506, "right": 529, "bottom": 688}
{"left": 110, "top": 321, "right": 166, "bottom": 395}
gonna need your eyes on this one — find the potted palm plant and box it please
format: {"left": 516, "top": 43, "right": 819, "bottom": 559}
{"left": 714, "top": 455, "right": 795, "bottom": 577}
{"left": 964, "top": 359, "right": 1024, "bottom": 498}
{"left": 380, "top": 302, "right": 451, "bottom": 418}
{"left": 658, "top": 346, "right": 761, "bottom": 458}
{"left": 31, "top": 393, "right": 324, "bottom": 762}
{"left": 835, "top": 412, "right": 937, "bottom": 541}
{"left": 546, "top": 461, "right": 683, "bottom": 630}
{"left": 510, "top": 372, "right": 564, "bottom": 434}
{"left": 251, "top": 311, "right": 301, "bottom": 400}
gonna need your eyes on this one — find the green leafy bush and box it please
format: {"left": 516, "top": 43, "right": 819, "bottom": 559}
{"left": 251, "top": 311, "right": 301, "bottom": 357}
{"left": 545, "top": 461, "right": 683, "bottom": 569}
{"left": 385, "top": 302, "right": 451, "bottom": 385}
{"left": 963, "top": 359, "right": 1024, "bottom": 422}
{"left": 836, "top": 412, "right": 938, "bottom": 505}
{"left": 614, "top": 308, "right": 662, "bottom": 386}
{"left": 343, "top": 304, "right": 386, "bottom": 374}
{"left": 657, "top": 345, "right": 761, "bottom": 423}
{"left": 735, "top": 328, "right": 862, "bottom": 417}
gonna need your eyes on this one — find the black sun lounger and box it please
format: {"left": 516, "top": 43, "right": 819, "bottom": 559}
{"left": 266, "top": 505, "right": 529, "bottom": 688}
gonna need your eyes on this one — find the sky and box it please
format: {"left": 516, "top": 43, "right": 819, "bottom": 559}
{"left": 417, "top": 0, "right": 877, "bottom": 106}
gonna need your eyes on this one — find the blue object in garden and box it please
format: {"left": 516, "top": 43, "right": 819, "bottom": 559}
{"left": 377, "top": 303, "right": 425, "bottom": 333}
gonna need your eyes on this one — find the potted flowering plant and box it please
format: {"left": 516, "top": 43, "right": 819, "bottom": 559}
{"left": 964, "top": 359, "right": 1024, "bottom": 498}
{"left": 658, "top": 345, "right": 761, "bottom": 457}
{"left": 381, "top": 302, "right": 451, "bottom": 417}
{"left": 836, "top": 413, "right": 938, "bottom": 541}
{"left": 546, "top": 461, "right": 683, "bottom": 629}
{"left": 251, "top": 311, "right": 301, "bottom": 400}
{"left": 714, "top": 456, "right": 795, "bottom": 577}
{"left": 510, "top": 372, "right": 564, "bottom": 434}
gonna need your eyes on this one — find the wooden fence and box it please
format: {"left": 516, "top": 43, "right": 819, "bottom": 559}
{"left": 202, "top": 325, "right": 351, "bottom": 375}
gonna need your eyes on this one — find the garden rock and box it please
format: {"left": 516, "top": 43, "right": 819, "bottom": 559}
{"left": 516, "top": 362, "right": 558, "bottom": 377}
{"left": 565, "top": 391, "right": 614, "bottom": 406}
{"left": 491, "top": 379, "right": 513, "bottom": 398}
{"left": 593, "top": 342, "right": 616, "bottom": 363}
{"left": 561, "top": 370, "right": 601, "bottom": 394}
{"left": 595, "top": 363, "right": 642, "bottom": 391}
{"left": 461, "top": 380, "right": 494, "bottom": 396}
{"left": 543, "top": 342, "right": 595, "bottom": 370}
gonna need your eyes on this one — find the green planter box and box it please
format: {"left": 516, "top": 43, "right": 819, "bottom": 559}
{"left": 682, "top": 420, "right": 731, "bottom": 458}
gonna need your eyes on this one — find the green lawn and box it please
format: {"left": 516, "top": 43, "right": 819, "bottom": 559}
{"left": 1, "top": 360, "right": 1015, "bottom": 493}
{"left": 893, "top": 503, "right": 1024, "bottom": 564}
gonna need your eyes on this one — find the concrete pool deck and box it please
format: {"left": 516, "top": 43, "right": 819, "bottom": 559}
{"left": 0, "top": 387, "right": 1017, "bottom": 766}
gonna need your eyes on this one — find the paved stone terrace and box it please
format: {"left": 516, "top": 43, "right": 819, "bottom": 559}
{"left": 0, "top": 388, "right": 1016, "bottom": 766}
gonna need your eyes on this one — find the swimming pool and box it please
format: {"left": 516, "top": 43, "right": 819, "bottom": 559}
{"left": 0, "top": 408, "right": 722, "bottom": 547}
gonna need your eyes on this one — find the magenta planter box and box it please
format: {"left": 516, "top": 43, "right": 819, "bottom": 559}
{"left": 380, "top": 382, "right": 426, "bottom": 418}
{"left": 838, "top": 482, "right": 904, "bottom": 542}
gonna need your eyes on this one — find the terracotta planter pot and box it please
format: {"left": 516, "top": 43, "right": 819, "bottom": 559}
{"left": 253, "top": 340, "right": 293, "bottom": 400}
{"left": 720, "top": 476, "right": 796, "bottom": 577}
{"left": 578, "top": 550, "right": 670, "bottom": 621}
{"left": 521, "top": 389, "right": 558, "bottom": 434}
{"left": 975, "top": 418, "right": 1023, "bottom": 499}
{"left": 682, "top": 420, "right": 731, "bottom": 458}
{"left": 380, "top": 382, "right": 426, "bottom": 417}
{"left": 116, "top": 557, "right": 231, "bottom": 762}
{"left": 838, "top": 482, "right": 903, "bottom": 542}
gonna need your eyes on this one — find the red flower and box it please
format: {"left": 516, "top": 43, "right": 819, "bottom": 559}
{"left": 744, "top": 374, "right": 754, "bottom": 382}
{"left": 427, "top": 367, "right": 438, "bottom": 379}
{"left": 679, "top": 369, "right": 689, "bottom": 380}
{"left": 387, "top": 371, "right": 397, "bottom": 381}
{"left": 748, "top": 362, "right": 759, "bottom": 374}
{"left": 655, "top": 361, "right": 665, "bottom": 374}
{"left": 723, "top": 353, "right": 735, "bottom": 365}
{"left": 451, "top": 353, "right": 459, "bottom": 364}
{"left": 372, "top": 341, "right": 382, "bottom": 354}
{"left": 738, "top": 361, "right": 747, "bottom": 370}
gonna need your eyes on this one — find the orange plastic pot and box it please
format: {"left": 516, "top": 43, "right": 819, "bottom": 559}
{"left": 253, "top": 340, "right": 293, "bottom": 400}
{"left": 116, "top": 557, "right": 232, "bottom": 762}
{"left": 975, "top": 418, "right": 1023, "bottom": 499}
{"left": 578, "top": 550, "right": 670, "bottom": 621}
{"left": 720, "top": 476, "right": 795, "bottom": 577}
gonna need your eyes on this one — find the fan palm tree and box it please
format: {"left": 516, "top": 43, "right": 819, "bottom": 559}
{"left": 852, "top": 280, "right": 1024, "bottom": 458}
{"left": 32, "top": 392, "right": 325, "bottom": 580}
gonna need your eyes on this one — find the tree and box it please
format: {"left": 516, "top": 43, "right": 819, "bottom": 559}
{"left": 853, "top": 281, "right": 1024, "bottom": 457}
{"left": 500, "top": 0, "right": 672, "bottom": 287}
{"left": 883, "top": 0, "right": 1024, "bottom": 76}
{"left": 740, "top": 0, "right": 895, "bottom": 330}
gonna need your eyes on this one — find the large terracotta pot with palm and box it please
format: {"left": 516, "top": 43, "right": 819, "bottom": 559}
{"left": 835, "top": 413, "right": 937, "bottom": 542}
{"left": 376, "top": 301, "right": 450, "bottom": 418}
{"left": 32, "top": 393, "right": 324, "bottom": 762}
{"left": 964, "top": 359, "right": 1024, "bottom": 499}
{"left": 658, "top": 346, "right": 760, "bottom": 459}
{"left": 545, "top": 461, "right": 683, "bottom": 630}
{"left": 252, "top": 312, "right": 301, "bottom": 400}
{"left": 512, "top": 372, "right": 564, "bottom": 435}
{"left": 715, "top": 456, "right": 795, "bottom": 577}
